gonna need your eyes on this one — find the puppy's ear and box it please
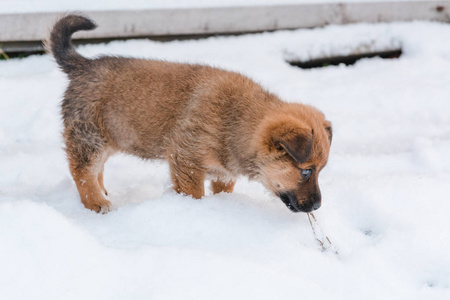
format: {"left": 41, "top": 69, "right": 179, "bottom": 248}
{"left": 273, "top": 128, "right": 314, "bottom": 164}
{"left": 324, "top": 120, "right": 333, "bottom": 144}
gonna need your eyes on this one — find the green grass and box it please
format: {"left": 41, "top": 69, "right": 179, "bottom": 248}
{"left": 0, "top": 48, "right": 45, "bottom": 60}
{"left": 0, "top": 46, "right": 10, "bottom": 60}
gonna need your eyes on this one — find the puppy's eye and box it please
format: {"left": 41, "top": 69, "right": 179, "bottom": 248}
{"left": 301, "top": 169, "right": 312, "bottom": 179}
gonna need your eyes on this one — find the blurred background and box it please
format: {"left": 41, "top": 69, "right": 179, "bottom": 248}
{"left": 1, "top": 0, "right": 449, "bottom": 60}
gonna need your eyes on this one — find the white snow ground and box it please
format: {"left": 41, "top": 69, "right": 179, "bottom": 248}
{"left": 1, "top": 21, "right": 450, "bottom": 299}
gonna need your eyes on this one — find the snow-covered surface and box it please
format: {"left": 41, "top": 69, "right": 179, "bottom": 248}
{"left": 283, "top": 26, "right": 403, "bottom": 61}
{"left": 0, "top": 0, "right": 429, "bottom": 13}
{"left": 1, "top": 21, "right": 450, "bottom": 299}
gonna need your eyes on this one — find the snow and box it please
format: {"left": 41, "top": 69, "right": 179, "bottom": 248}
{"left": 1, "top": 21, "right": 450, "bottom": 299}
{"left": 0, "top": 0, "right": 427, "bottom": 14}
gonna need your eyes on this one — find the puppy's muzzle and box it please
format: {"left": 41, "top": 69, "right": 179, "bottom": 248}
{"left": 278, "top": 191, "right": 321, "bottom": 213}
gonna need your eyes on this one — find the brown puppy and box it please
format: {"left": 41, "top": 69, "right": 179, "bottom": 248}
{"left": 47, "top": 15, "right": 332, "bottom": 214}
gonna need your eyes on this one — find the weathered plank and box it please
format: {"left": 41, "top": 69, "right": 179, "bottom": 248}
{"left": 0, "top": 2, "right": 449, "bottom": 44}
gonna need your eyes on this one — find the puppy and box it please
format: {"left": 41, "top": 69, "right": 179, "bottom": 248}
{"left": 46, "top": 14, "right": 332, "bottom": 214}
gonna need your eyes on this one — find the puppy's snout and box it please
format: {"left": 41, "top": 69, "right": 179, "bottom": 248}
{"left": 279, "top": 188, "right": 322, "bottom": 213}
{"left": 311, "top": 191, "right": 321, "bottom": 211}
{"left": 312, "top": 199, "right": 321, "bottom": 211}
{"left": 279, "top": 191, "right": 301, "bottom": 212}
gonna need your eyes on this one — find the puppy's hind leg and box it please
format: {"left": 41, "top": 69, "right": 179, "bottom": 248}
{"left": 65, "top": 126, "right": 113, "bottom": 213}
{"left": 98, "top": 163, "right": 108, "bottom": 196}
{"left": 211, "top": 180, "right": 236, "bottom": 194}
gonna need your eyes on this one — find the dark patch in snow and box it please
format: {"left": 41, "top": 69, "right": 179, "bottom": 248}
{"left": 287, "top": 49, "right": 402, "bottom": 69}
{"left": 363, "top": 229, "right": 373, "bottom": 236}
{"left": 425, "top": 281, "right": 434, "bottom": 288}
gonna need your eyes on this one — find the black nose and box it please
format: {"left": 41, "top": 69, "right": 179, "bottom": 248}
{"left": 311, "top": 191, "right": 321, "bottom": 211}
{"left": 279, "top": 192, "right": 322, "bottom": 213}
{"left": 313, "top": 200, "right": 321, "bottom": 210}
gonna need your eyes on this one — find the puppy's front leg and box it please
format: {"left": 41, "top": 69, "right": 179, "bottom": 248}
{"left": 168, "top": 157, "right": 206, "bottom": 199}
{"left": 211, "top": 180, "right": 236, "bottom": 194}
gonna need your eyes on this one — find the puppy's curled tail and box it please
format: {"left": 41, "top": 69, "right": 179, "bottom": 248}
{"left": 46, "top": 14, "right": 97, "bottom": 74}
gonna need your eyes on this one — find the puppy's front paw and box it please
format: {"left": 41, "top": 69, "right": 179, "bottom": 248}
{"left": 84, "top": 198, "right": 113, "bottom": 214}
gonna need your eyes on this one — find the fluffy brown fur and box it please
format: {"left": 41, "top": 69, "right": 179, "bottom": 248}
{"left": 47, "top": 14, "right": 332, "bottom": 214}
